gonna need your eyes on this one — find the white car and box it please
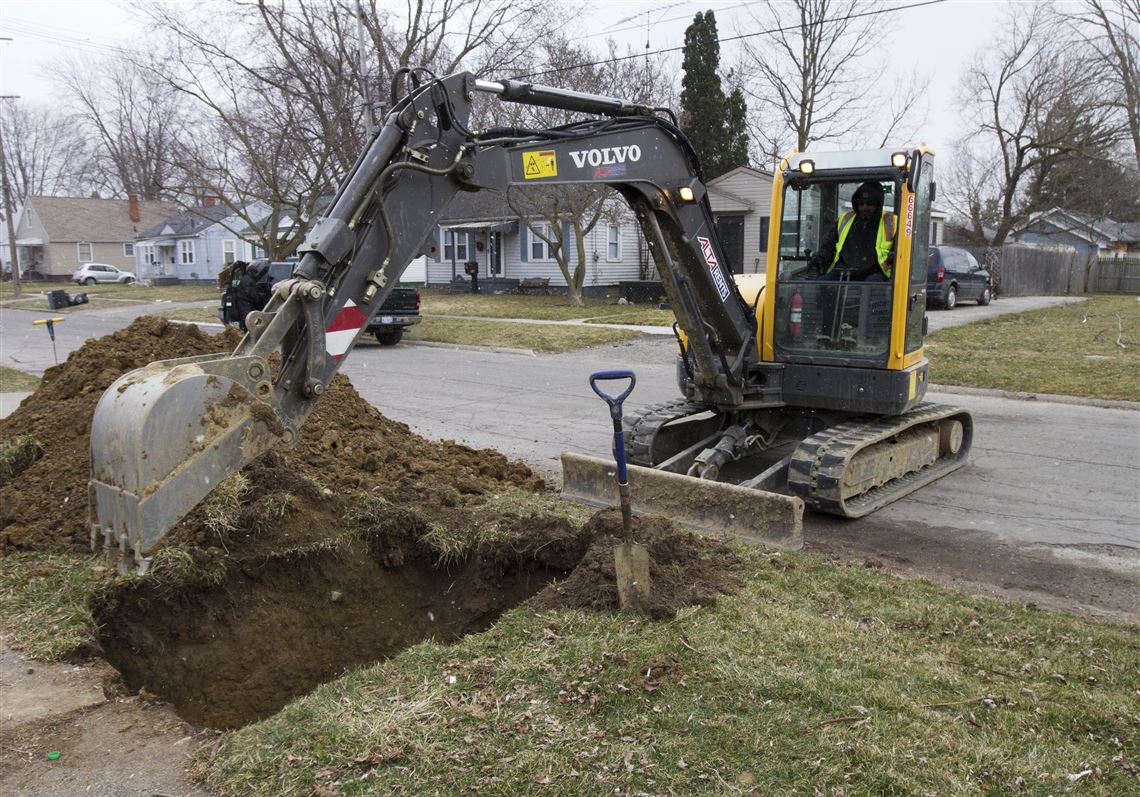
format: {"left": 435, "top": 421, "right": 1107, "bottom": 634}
{"left": 72, "top": 263, "right": 136, "bottom": 285}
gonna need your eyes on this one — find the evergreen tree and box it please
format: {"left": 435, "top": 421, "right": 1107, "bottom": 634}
{"left": 680, "top": 11, "right": 749, "bottom": 177}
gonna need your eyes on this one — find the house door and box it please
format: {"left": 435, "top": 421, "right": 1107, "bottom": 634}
{"left": 715, "top": 215, "right": 745, "bottom": 274}
{"left": 489, "top": 232, "right": 504, "bottom": 276}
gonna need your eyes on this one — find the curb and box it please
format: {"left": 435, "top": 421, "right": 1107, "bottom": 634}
{"left": 928, "top": 383, "right": 1138, "bottom": 411}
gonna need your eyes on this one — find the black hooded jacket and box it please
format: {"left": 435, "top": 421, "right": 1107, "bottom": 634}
{"left": 809, "top": 181, "right": 890, "bottom": 280}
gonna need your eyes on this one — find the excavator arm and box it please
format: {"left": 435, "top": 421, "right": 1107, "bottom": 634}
{"left": 89, "top": 71, "right": 767, "bottom": 573}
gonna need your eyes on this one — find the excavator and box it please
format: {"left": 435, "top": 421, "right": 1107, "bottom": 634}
{"left": 89, "top": 69, "right": 972, "bottom": 573}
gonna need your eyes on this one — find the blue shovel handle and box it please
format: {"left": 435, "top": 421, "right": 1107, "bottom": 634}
{"left": 589, "top": 369, "right": 636, "bottom": 483}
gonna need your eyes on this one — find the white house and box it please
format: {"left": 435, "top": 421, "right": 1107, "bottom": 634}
{"left": 707, "top": 166, "right": 776, "bottom": 275}
{"left": 428, "top": 190, "right": 650, "bottom": 296}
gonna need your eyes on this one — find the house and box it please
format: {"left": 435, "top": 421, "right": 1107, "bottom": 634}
{"left": 4, "top": 195, "right": 178, "bottom": 281}
{"left": 1014, "top": 208, "right": 1140, "bottom": 255}
{"left": 428, "top": 190, "right": 649, "bottom": 295}
{"left": 135, "top": 199, "right": 270, "bottom": 283}
{"left": 707, "top": 166, "right": 774, "bottom": 274}
{"left": 705, "top": 165, "right": 949, "bottom": 273}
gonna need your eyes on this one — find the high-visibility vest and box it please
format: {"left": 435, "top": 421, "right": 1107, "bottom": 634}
{"left": 830, "top": 210, "right": 898, "bottom": 277}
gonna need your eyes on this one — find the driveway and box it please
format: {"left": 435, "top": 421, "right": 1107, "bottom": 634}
{"left": 925, "top": 295, "right": 1084, "bottom": 332}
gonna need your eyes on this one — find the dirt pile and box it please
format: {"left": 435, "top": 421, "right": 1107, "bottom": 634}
{"left": 1, "top": 318, "right": 243, "bottom": 552}
{"left": 2, "top": 316, "right": 743, "bottom": 728}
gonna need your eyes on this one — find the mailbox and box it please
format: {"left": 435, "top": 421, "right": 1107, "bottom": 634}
{"left": 463, "top": 260, "right": 478, "bottom": 276}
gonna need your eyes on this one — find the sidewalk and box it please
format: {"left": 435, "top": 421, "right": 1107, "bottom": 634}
{"left": 0, "top": 391, "right": 31, "bottom": 419}
{"left": 425, "top": 313, "right": 675, "bottom": 336}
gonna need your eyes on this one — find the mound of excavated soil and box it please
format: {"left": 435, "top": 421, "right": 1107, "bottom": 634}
{"left": 0, "top": 318, "right": 244, "bottom": 553}
{"left": 530, "top": 510, "right": 746, "bottom": 620}
{"left": 2, "top": 316, "right": 742, "bottom": 728}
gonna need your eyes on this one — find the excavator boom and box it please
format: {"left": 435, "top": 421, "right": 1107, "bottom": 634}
{"left": 89, "top": 71, "right": 803, "bottom": 573}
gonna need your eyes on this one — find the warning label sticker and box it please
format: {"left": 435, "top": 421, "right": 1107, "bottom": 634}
{"left": 523, "top": 150, "right": 557, "bottom": 179}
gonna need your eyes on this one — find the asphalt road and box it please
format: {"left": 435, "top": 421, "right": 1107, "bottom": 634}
{"left": 2, "top": 294, "right": 1137, "bottom": 618}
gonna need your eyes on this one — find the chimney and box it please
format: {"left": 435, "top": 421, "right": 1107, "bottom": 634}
{"left": 203, "top": 196, "right": 217, "bottom": 207}
{"left": 128, "top": 194, "right": 140, "bottom": 222}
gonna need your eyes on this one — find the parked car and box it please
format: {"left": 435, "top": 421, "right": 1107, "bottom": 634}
{"left": 72, "top": 263, "right": 136, "bottom": 285}
{"left": 927, "top": 246, "right": 991, "bottom": 309}
{"left": 219, "top": 259, "right": 421, "bottom": 345}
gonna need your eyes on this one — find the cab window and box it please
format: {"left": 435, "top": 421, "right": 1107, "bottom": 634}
{"left": 772, "top": 178, "right": 899, "bottom": 365}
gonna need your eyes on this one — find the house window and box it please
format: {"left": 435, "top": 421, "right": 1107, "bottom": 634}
{"left": 607, "top": 224, "right": 621, "bottom": 261}
{"left": 179, "top": 240, "right": 195, "bottom": 265}
{"left": 443, "top": 229, "right": 468, "bottom": 262}
{"left": 77, "top": 242, "right": 93, "bottom": 262}
{"left": 530, "top": 223, "right": 550, "bottom": 260}
{"left": 222, "top": 240, "right": 236, "bottom": 265}
{"left": 123, "top": 242, "right": 135, "bottom": 257}
{"left": 759, "top": 216, "right": 770, "bottom": 251}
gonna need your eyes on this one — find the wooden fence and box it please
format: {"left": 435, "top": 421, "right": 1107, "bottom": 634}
{"left": 956, "top": 244, "right": 1140, "bottom": 296}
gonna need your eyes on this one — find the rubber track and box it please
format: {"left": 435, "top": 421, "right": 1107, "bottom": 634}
{"left": 787, "top": 402, "right": 973, "bottom": 518}
{"left": 623, "top": 398, "right": 712, "bottom": 466}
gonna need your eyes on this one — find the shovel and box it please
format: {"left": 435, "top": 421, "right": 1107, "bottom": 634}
{"left": 589, "top": 369, "right": 651, "bottom": 613}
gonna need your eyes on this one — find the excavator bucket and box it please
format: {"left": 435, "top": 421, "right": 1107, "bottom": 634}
{"left": 89, "top": 351, "right": 290, "bottom": 574}
{"left": 560, "top": 452, "right": 803, "bottom": 550}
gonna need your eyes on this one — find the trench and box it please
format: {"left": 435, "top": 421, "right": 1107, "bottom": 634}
{"left": 92, "top": 529, "right": 584, "bottom": 729}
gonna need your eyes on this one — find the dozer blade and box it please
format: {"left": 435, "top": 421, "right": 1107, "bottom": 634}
{"left": 89, "top": 352, "right": 291, "bottom": 573}
{"left": 561, "top": 452, "right": 803, "bottom": 550}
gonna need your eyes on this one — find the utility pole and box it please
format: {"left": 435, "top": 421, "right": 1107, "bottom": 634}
{"left": 0, "top": 94, "right": 21, "bottom": 297}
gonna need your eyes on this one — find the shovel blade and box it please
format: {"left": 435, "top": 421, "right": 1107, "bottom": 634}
{"left": 561, "top": 452, "right": 803, "bottom": 550}
{"left": 614, "top": 541, "right": 651, "bottom": 613}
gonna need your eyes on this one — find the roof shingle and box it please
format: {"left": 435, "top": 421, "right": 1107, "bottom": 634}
{"left": 27, "top": 196, "right": 179, "bottom": 242}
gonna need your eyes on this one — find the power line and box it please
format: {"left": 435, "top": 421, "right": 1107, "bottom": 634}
{"left": 1, "top": 18, "right": 134, "bottom": 56}
{"left": 576, "top": 2, "right": 754, "bottom": 44}
{"left": 517, "top": 0, "right": 948, "bottom": 81}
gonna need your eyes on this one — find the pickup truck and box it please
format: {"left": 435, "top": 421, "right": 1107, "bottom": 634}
{"left": 219, "top": 259, "right": 421, "bottom": 345}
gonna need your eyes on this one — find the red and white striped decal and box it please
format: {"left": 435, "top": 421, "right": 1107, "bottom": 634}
{"left": 326, "top": 300, "right": 367, "bottom": 361}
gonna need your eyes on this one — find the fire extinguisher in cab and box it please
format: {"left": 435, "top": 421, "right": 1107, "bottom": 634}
{"left": 789, "top": 289, "right": 803, "bottom": 337}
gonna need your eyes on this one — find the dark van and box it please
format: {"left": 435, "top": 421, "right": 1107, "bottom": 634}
{"left": 927, "top": 246, "right": 992, "bottom": 309}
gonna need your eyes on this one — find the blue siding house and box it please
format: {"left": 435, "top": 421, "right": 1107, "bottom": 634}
{"left": 135, "top": 200, "right": 270, "bottom": 283}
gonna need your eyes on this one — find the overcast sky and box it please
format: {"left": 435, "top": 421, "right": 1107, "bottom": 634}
{"left": 0, "top": 0, "right": 1040, "bottom": 156}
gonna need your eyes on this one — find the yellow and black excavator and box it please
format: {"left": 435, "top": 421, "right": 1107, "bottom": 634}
{"left": 88, "top": 70, "right": 971, "bottom": 573}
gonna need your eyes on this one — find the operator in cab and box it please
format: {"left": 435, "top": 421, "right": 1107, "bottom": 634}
{"left": 806, "top": 180, "right": 896, "bottom": 281}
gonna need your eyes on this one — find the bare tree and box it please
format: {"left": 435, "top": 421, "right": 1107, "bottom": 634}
{"left": 738, "top": 0, "right": 928, "bottom": 164}
{"left": 129, "top": 0, "right": 564, "bottom": 257}
{"left": 503, "top": 37, "right": 674, "bottom": 305}
{"left": 954, "top": 4, "right": 1122, "bottom": 245}
{"left": 1063, "top": 0, "right": 1140, "bottom": 171}
{"left": 51, "top": 55, "right": 180, "bottom": 199}
{"left": 0, "top": 101, "right": 93, "bottom": 199}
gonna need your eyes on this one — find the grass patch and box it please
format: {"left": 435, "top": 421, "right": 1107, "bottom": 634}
{"left": 584, "top": 308, "right": 673, "bottom": 326}
{"left": 407, "top": 316, "right": 643, "bottom": 352}
{"left": 195, "top": 544, "right": 1139, "bottom": 797}
{"left": 0, "top": 365, "right": 41, "bottom": 392}
{"left": 926, "top": 295, "right": 1140, "bottom": 400}
{"left": 423, "top": 290, "right": 662, "bottom": 321}
{"left": 0, "top": 282, "right": 218, "bottom": 302}
{"left": 0, "top": 433, "right": 44, "bottom": 482}
{"left": 0, "top": 553, "right": 102, "bottom": 660}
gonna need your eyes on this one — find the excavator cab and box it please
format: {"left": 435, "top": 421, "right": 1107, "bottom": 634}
{"left": 773, "top": 178, "right": 897, "bottom": 359}
{"left": 759, "top": 148, "right": 936, "bottom": 416}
